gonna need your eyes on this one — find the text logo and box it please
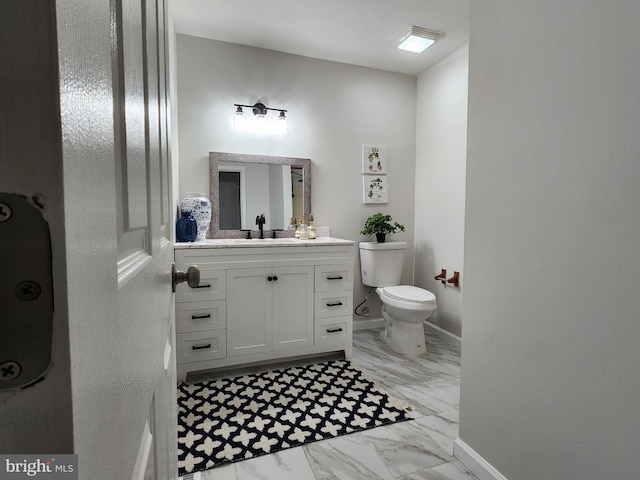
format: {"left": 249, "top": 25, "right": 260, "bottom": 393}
{"left": 0, "top": 456, "right": 77, "bottom": 480}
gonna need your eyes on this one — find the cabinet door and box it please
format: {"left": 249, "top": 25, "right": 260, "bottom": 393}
{"left": 272, "top": 266, "right": 314, "bottom": 350}
{"left": 226, "top": 268, "right": 272, "bottom": 356}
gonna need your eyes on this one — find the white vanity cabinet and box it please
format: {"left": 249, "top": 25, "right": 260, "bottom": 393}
{"left": 174, "top": 238, "right": 354, "bottom": 382}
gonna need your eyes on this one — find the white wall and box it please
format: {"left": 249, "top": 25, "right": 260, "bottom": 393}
{"left": 175, "top": 35, "right": 418, "bottom": 318}
{"left": 460, "top": 2, "right": 640, "bottom": 479}
{"left": 168, "top": 3, "right": 180, "bottom": 239}
{"left": 414, "top": 45, "right": 468, "bottom": 336}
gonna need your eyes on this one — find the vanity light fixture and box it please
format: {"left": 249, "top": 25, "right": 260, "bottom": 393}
{"left": 234, "top": 102, "right": 286, "bottom": 121}
{"left": 395, "top": 26, "right": 444, "bottom": 53}
{"left": 234, "top": 101, "right": 288, "bottom": 136}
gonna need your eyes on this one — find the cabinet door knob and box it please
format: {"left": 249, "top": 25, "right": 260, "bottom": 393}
{"left": 272, "top": 275, "right": 278, "bottom": 281}
{"left": 267, "top": 276, "right": 273, "bottom": 281}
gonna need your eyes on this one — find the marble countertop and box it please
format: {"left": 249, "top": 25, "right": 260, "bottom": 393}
{"left": 175, "top": 236, "right": 355, "bottom": 249}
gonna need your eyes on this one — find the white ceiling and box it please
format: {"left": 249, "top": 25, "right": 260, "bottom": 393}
{"left": 169, "top": 0, "right": 470, "bottom": 76}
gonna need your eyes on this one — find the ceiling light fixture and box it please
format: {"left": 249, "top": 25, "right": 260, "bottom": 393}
{"left": 395, "top": 26, "right": 444, "bottom": 53}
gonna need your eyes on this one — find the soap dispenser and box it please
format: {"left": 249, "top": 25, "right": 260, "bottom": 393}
{"left": 298, "top": 215, "right": 309, "bottom": 240}
{"left": 308, "top": 214, "right": 316, "bottom": 240}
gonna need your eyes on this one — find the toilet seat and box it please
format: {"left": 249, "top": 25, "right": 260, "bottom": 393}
{"left": 381, "top": 285, "right": 436, "bottom": 304}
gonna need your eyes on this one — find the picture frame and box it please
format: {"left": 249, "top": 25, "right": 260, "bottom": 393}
{"left": 362, "top": 145, "right": 388, "bottom": 175}
{"left": 363, "top": 176, "right": 388, "bottom": 204}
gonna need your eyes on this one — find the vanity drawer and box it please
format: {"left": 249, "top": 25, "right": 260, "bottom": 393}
{"left": 314, "top": 316, "right": 351, "bottom": 346}
{"left": 175, "top": 269, "right": 225, "bottom": 302}
{"left": 176, "top": 300, "right": 226, "bottom": 334}
{"left": 176, "top": 330, "right": 226, "bottom": 364}
{"left": 315, "top": 264, "right": 353, "bottom": 292}
{"left": 314, "top": 291, "right": 353, "bottom": 318}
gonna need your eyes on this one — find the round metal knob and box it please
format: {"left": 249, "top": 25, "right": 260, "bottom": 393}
{"left": 185, "top": 266, "right": 200, "bottom": 288}
{"left": 172, "top": 263, "right": 201, "bottom": 292}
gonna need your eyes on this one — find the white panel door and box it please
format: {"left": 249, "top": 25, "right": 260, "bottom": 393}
{"left": 114, "top": 0, "right": 177, "bottom": 478}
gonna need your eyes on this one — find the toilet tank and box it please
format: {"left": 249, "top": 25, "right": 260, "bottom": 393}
{"left": 359, "top": 241, "right": 406, "bottom": 287}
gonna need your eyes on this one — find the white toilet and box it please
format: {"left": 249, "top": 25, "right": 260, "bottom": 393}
{"left": 359, "top": 241, "right": 436, "bottom": 355}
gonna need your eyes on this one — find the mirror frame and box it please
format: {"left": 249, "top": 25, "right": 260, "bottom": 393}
{"left": 209, "top": 152, "right": 311, "bottom": 238}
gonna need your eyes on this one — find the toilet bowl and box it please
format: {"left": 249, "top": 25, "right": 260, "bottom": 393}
{"left": 377, "top": 285, "right": 436, "bottom": 355}
{"left": 359, "top": 241, "right": 437, "bottom": 355}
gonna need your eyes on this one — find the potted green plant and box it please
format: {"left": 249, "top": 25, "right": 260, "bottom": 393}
{"left": 360, "top": 212, "right": 405, "bottom": 243}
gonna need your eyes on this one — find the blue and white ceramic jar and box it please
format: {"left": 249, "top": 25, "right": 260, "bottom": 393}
{"left": 181, "top": 193, "right": 212, "bottom": 241}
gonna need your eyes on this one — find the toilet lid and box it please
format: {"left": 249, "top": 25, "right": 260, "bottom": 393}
{"left": 382, "top": 285, "right": 436, "bottom": 304}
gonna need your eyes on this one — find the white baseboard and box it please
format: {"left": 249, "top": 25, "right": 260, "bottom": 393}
{"left": 423, "top": 320, "right": 461, "bottom": 349}
{"left": 354, "top": 318, "right": 462, "bottom": 350}
{"left": 353, "top": 317, "right": 384, "bottom": 331}
{"left": 179, "top": 472, "right": 201, "bottom": 480}
{"left": 453, "top": 438, "right": 509, "bottom": 480}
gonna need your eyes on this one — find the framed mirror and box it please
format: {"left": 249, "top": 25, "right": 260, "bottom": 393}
{"left": 209, "top": 152, "right": 311, "bottom": 238}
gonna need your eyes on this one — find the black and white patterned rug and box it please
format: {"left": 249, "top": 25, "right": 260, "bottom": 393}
{"left": 176, "top": 359, "right": 412, "bottom": 476}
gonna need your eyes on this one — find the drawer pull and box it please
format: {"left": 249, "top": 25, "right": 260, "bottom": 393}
{"left": 191, "top": 314, "right": 211, "bottom": 320}
{"left": 193, "top": 284, "right": 211, "bottom": 289}
{"left": 326, "top": 327, "right": 343, "bottom": 333}
{"left": 326, "top": 302, "right": 343, "bottom": 307}
{"left": 192, "top": 343, "right": 211, "bottom": 350}
{"left": 326, "top": 276, "right": 343, "bottom": 280}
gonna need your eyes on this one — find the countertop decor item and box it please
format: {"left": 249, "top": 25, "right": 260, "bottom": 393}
{"left": 175, "top": 210, "right": 197, "bottom": 242}
{"left": 360, "top": 212, "right": 405, "bottom": 243}
{"left": 181, "top": 193, "right": 211, "bottom": 241}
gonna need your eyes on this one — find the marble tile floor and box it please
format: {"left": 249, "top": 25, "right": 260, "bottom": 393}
{"left": 180, "top": 327, "right": 477, "bottom": 480}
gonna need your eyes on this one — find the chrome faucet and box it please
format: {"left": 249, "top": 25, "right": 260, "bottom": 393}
{"left": 255, "top": 214, "right": 266, "bottom": 239}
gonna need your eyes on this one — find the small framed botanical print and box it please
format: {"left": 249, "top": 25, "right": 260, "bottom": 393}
{"left": 362, "top": 145, "right": 388, "bottom": 175}
{"left": 363, "top": 176, "right": 388, "bottom": 204}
